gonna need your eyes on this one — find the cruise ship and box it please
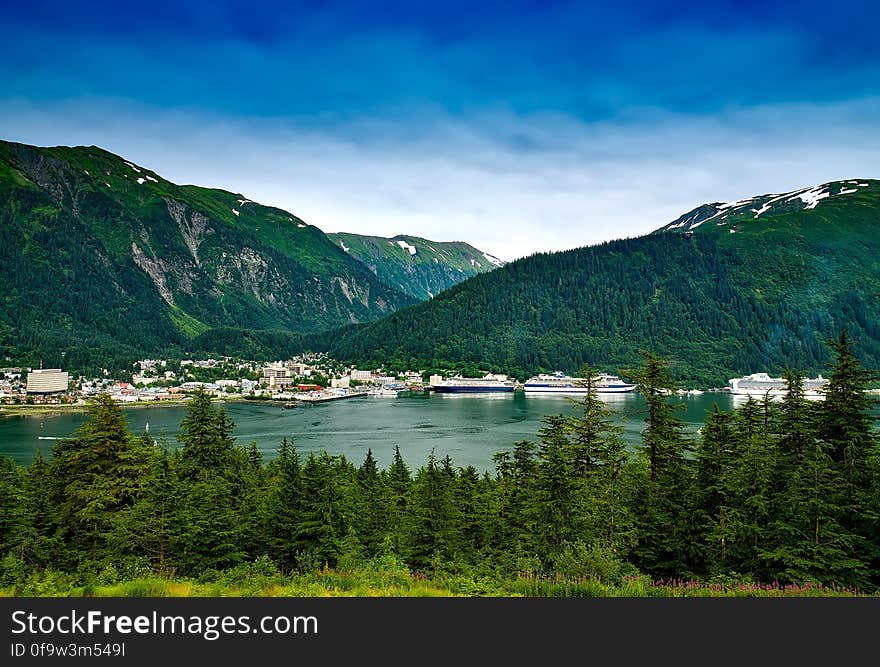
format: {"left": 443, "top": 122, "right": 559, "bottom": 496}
{"left": 728, "top": 373, "right": 829, "bottom": 398}
{"left": 523, "top": 371, "right": 636, "bottom": 394}
{"left": 429, "top": 373, "right": 515, "bottom": 393}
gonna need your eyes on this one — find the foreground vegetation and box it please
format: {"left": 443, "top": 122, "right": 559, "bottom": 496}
{"left": 1, "top": 333, "right": 878, "bottom": 596}
{"left": 2, "top": 565, "right": 872, "bottom": 598}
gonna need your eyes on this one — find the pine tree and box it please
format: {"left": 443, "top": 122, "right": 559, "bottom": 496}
{"left": 721, "top": 398, "right": 777, "bottom": 580}
{"left": 0, "top": 457, "right": 24, "bottom": 558}
{"left": 112, "top": 447, "right": 179, "bottom": 572}
{"left": 356, "top": 449, "right": 390, "bottom": 558}
{"left": 819, "top": 332, "right": 878, "bottom": 516}
{"left": 567, "top": 364, "right": 613, "bottom": 474}
{"left": 407, "top": 451, "right": 458, "bottom": 569}
{"left": 177, "top": 388, "right": 237, "bottom": 479}
{"left": 49, "top": 394, "right": 150, "bottom": 565}
{"left": 264, "top": 438, "right": 304, "bottom": 569}
{"left": 174, "top": 390, "right": 244, "bottom": 572}
{"left": 535, "top": 415, "right": 576, "bottom": 555}
{"left": 816, "top": 332, "right": 879, "bottom": 583}
{"left": 15, "top": 452, "right": 59, "bottom": 568}
{"left": 296, "top": 453, "right": 354, "bottom": 568}
{"left": 690, "top": 405, "right": 736, "bottom": 575}
{"left": 454, "top": 465, "right": 484, "bottom": 561}
{"left": 386, "top": 446, "right": 412, "bottom": 553}
{"left": 630, "top": 352, "right": 693, "bottom": 577}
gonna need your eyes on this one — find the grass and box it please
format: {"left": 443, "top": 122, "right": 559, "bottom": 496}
{"left": 2, "top": 569, "right": 874, "bottom": 598}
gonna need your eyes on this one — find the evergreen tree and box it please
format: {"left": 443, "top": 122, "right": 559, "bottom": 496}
{"left": 567, "top": 364, "right": 612, "bottom": 474}
{"left": 177, "top": 388, "right": 237, "bottom": 478}
{"left": 386, "top": 446, "right": 412, "bottom": 552}
{"left": 630, "top": 352, "right": 693, "bottom": 577}
{"left": 174, "top": 389, "right": 243, "bottom": 572}
{"left": 15, "top": 452, "right": 59, "bottom": 568}
{"left": 0, "top": 457, "right": 24, "bottom": 558}
{"left": 356, "top": 449, "right": 390, "bottom": 558}
{"left": 112, "top": 447, "right": 179, "bottom": 572}
{"left": 690, "top": 405, "right": 736, "bottom": 575}
{"left": 766, "top": 438, "right": 865, "bottom": 585}
{"left": 815, "top": 332, "right": 878, "bottom": 584}
{"left": 407, "top": 451, "right": 458, "bottom": 569}
{"left": 297, "top": 453, "right": 354, "bottom": 568}
{"left": 535, "top": 415, "right": 576, "bottom": 555}
{"left": 265, "top": 438, "right": 304, "bottom": 569}
{"left": 721, "top": 398, "right": 777, "bottom": 580}
{"left": 49, "top": 394, "right": 150, "bottom": 564}
{"left": 819, "top": 332, "right": 878, "bottom": 555}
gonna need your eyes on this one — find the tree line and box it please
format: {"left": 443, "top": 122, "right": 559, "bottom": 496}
{"left": 1, "top": 332, "right": 878, "bottom": 590}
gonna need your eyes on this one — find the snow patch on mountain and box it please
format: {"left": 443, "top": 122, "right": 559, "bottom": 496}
{"left": 791, "top": 186, "right": 831, "bottom": 210}
{"left": 396, "top": 239, "right": 417, "bottom": 255}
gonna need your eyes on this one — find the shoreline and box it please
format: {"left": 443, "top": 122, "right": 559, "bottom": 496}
{"left": 0, "top": 395, "right": 297, "bottom": 418}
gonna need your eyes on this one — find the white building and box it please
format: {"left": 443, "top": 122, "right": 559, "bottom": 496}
{"left": 351, "top": 369, "right": 373, "bottom": 381}
{"left": 26, "top": 369, "right": 69, "bottom": 394}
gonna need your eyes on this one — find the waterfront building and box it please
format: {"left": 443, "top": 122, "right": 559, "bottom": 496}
{"left": 25, "top": 368, "right": 69, "bottom": 394}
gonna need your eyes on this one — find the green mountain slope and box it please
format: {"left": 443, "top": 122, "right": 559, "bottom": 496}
{"left": 327, "top": 232, "right": 505, "bottom": 300}
{"left": 315, "top": 179, "right": 880, "bottom": 386}
{"left": 0, "top": 140, "right": 417, "bottom": 370}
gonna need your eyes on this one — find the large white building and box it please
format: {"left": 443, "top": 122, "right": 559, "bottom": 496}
{"left": 262, "top": 362, "right": 295, "bottom": 388}
{"left": 26, "top": 369, "right": 69, "bottom": 394}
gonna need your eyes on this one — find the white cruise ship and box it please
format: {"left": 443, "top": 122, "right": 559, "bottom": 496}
{"left": 523, "top": 371, "right": 636, "bottom": 395}
{"left": 430, "top": 373, "right": 516, "bottom": 394}
{"left": 728, "top": 372, "right": 828, "bottom": 398}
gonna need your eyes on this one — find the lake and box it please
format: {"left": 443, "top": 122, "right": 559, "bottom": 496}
{"left": 0, "top": 392, "right": 869, "bottom": 472}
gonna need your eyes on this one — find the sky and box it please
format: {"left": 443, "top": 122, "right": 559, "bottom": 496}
{"left": 2, "top": 0, "right": 880, "bottom": 260}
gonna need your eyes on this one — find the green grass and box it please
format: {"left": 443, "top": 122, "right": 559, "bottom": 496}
{"left": 2, "top": 570, "right": 873, "bottom": 598}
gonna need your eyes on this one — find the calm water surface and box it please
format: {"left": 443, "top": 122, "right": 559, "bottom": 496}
{"left": 1, "top": 392, "right": 871, "bottom": 472}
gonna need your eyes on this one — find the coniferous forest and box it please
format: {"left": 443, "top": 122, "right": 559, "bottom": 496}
{"left": 1, "top": 333, "right": 878, "bottom": 597}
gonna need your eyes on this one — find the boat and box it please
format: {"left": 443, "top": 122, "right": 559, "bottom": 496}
{"left": 368, "top": 382, "right": 406, "bottom": 397}
{"left": 727, "top": 372, "right": 828, "bottom": 398}
{"left": 430, "top": 373, "right": 515, "bottom": 394}
{"left": 523, "top": 371, "right": 636, "bottom": 394}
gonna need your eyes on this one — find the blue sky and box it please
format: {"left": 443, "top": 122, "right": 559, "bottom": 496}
{"left": 3, "top": 0, "right": 880, "bottom": 259}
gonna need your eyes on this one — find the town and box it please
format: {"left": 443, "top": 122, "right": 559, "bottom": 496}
{"left": 0, "top": 354, "right": 431, "bottom": 407}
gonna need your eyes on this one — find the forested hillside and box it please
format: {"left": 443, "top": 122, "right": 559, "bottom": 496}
{"left": 314, "top": 180, "right": 880, "bottom": 386}
{"left": 328, "top": 232, "right": 504, "bottom": 300}
{"left": 0, "top": 140, "right": 416, "bottom": 372}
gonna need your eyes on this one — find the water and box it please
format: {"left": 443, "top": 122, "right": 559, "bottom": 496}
{"left": 0, "top": 392, "right": 872, "bottom": 472}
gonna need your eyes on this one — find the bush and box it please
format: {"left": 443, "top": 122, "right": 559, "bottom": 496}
{"left": 552, "top": 540, "right": 639, "bottom": 584}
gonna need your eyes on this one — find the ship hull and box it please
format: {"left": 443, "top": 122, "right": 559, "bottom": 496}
{"left": 524, "top": 385, "right": 636, "bottom": 394}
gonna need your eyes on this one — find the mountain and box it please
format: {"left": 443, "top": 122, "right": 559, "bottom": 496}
{"left": 0, "top": 140, "right": 417, "bottom": 370}
{"left": 314, "top": 179, "right": 880, "bottom": 386}
{"left": 327, "top": 232, "right": 505, "bottom": 300}
{"left": 654, "top": 179, "right": 875, "bottom": 234}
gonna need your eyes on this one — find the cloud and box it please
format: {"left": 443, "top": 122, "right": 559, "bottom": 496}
{"left": 2, "top": 97, "right": 879, "bottom": 260}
